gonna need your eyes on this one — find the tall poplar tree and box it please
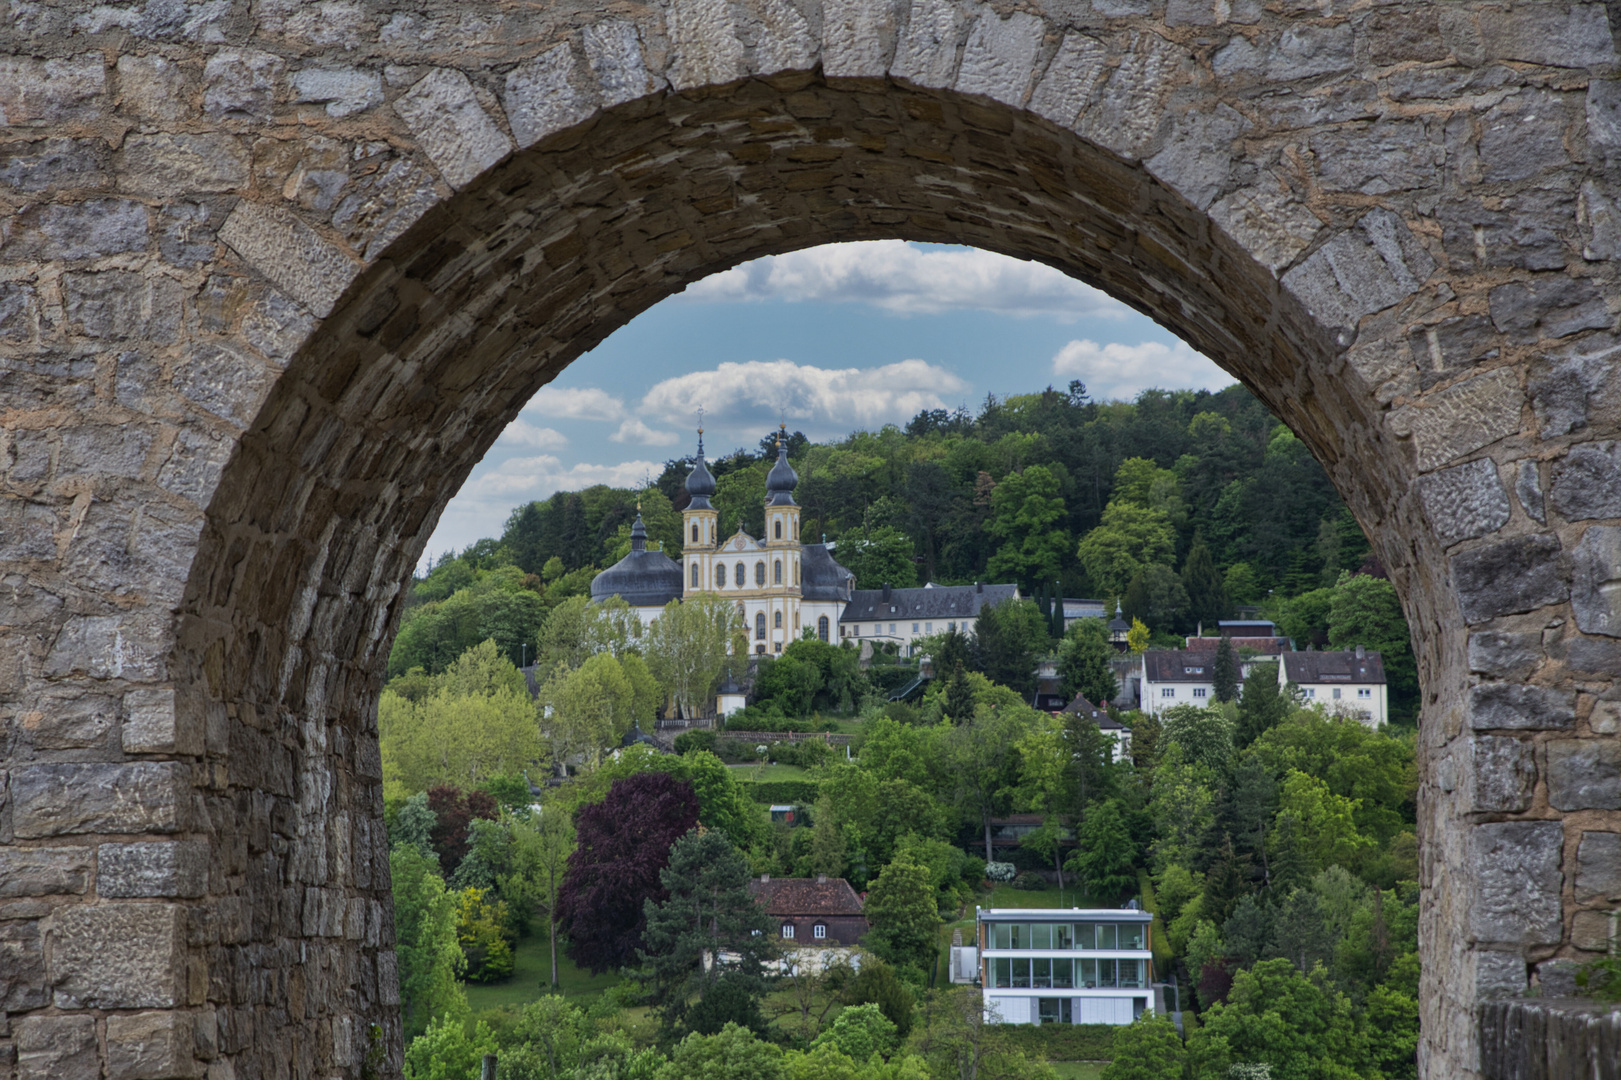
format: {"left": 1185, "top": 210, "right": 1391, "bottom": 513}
{"left": 1213, "top": 635, "right": 1239, "bottom": 703}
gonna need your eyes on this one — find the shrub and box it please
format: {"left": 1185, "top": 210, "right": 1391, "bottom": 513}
{"left": 985, "top": 861, "right": 1017, "bottom": 883}
{"left": 1012, "top": 871, "right": 1048, "bottom": 891}
{"left": 714, "top": 738, "right": 763, "bottom": 763}
{"left": 674, "top": 730, "right": 718, "bottom": 755}
{"left": 742, "top": 780, "right": 819, "bottom": 805}
{"left": 772, "top": 740, "right": 834, "bottom": 769}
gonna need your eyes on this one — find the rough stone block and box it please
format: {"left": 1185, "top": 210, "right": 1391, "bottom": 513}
{"left": 218, "top": 200, "right": 360, "bottom": 319}
{"left": 99, "top": 841, "right": 209, "bottom": 898}
{"left": 123, "top": 687, "right": 200, "bottom": 755}
{"left": 891, "top": 0, "right": 964, "bottom": 90}
{"left": 1478, "top": 2, "right": 1615, "bottom": 68}
{"left": 1516, "top": 461, "right": 1546, "bottom": 524}
{"left": 1474, "top": 950, "right": 1528, "bottom": 999}
{"left": 1575, "top": 832, "right": 1621, "bottom": 902}
{"left": 1028, "top": 32, "right": 1107, "bottom": 129}
{"left": 955, "top": 10, "right": 1044, "bottom": 107}
{"left": 63, "top": 270, "right": 183, "bottom": 343}
{"left": 1283, "top": 208, "right": 1435, "bottom": 334}
{"left": 1572, "top": 525, "right": 1621, "bottom": 637}
{"left": 106, "top": 1011, "right": 189, "bottom": 1080}
{"left": 1439, "top": 190, "right": 1572, "bottom": 273}
{"left": 1147, "top": 105, "right": 1249, "bottom": 211}
{"left": 0, "top": 921, "right": 46, "bottom": 1012}
{"left": 0, "top": 54, "right": 106, "bottom": 125}
{"left": 1407, "top": 314, "right": 1500, "bottom": 383}
{"left": 116, "top": 54, "right": 190, "bottom": 122}
{"left": 291, "top": 67, "right": 382, "bottom": 118}
{"left": 503, "top": 45, "right": 594, "bottom": 151}
{"left": 1478, "top": 89, "right": 1572, "bottom": 183}
{"left": 1452, "top": 533, "right": 1569, "bottom": 623}
{"left": 1472, "top": 736, "right": 1537, "bottom": 813}
{"left": 1529, "top": 341, "right": 1613, "bottom": 439}
{"left": 1417, "top": 458, "right": 1511, "bottom": 544}
{"left": 820, "top": 0, "right": 899, "bottom": 79}
{"left": 1546, "top": 738, "right": 1621, "bottom": 810}
{"left": 15, "top": 1014, "right": 98, "bottom": 1080}
{"left": 5, "top": 198, "right": 149, "bottom": 261}
{"left": 203, "top": 48, "right": 283, "bottom": 120}
{"left": 1489, "top": 276, "right": 1612, "bottom": 345}
{"left": 1208, "top": 182, "right": 1321, "bottom": 275}
{"left": 1552, "top": 444, "right": 1621, "bottom": 522}
{"left": 1470, "top": 684, "right": 1576, "bottom": 731}
{"left": 753, "top": 0, "right": 817, "bottom": 73}
{"left": 1568, "top": 635, "right": 1621, "bottom": 675}
{"left": 11, "top": 762, "right": 187, "bottom": 838}
{"left": 1387, "top": 368, "right": 1522, "bottom": 473}
{"left": 1468, "top": 631, "right": 1541, "bottom": 680}
{"left": 117, "top": 133, "right": 248, "bottom": 197}
{"left": 1533, "top": 958, "right": 1582, "bottom": 997}
{"left": 17, "top": 695, "right": 118, "bottom": 751}
{"left": 0, "top": 137, "right": 109, "bottom": 194}
{"left": 1078, "top": 33, "right": 1186, "bottom": 159}
{"left": 51, "top": 903, "right": 185, "bottom": 1009}
{"left": 1469, "top": 821, "right": 1564, "bottom": 947}
{"left": 1571, "top": 909, "right": 1616, "bottom": 952}
{"left": 44, "top": 612, "right": 169, "bottom": 682}
{"left": 394, "top": 69, "right": 512, "bottom": 189}
{"left": 0, "top": 847, "right": 92, "bottom": 897}
{"left": 1313, "top": 118, "right": 1443, "bottom": 197}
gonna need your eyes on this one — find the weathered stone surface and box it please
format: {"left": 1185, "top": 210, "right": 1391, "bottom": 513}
{"left": 1478, "top": 2, "right": 1615, "bottom": 68}
{"left": 1529, "top": 339, "right": 1614, "bottom": 438}
{"left": 1452, "top": 533, "right": 1569, "bottom": 622}
{"left": 1478, "top": 89, "right": 1572, "bottom": 183}
{"left": 1028, "top": 32, "right": 1107, "bottom": 128}
{"left": 106, "top": 1011, "right": 190, "bottom": 1080}
{"left": 0, "top": 921, "right": 46, "bottom": 1012}
{"left": 1546, "top": 739, "right": 1621, "bottom": 810}
{"left": 1147, "top": 105, "right": 1248, "bottom": 211}
{"left": 1474, "top": 950, "right": 1528, "bottom": 1000}
{"left": 1282, "top": 208, "right": 1435, "bottom": 334}
{"left": 0, "top": 137, "right": 109, "bottom": 194}
{"left": 122, "top": 687, "right": 197, "bottom": 755}
{"left": 1571, "top": 525, "right": 1621, "bottom": 637}
{"left": 1470, "top": 684, "right": 1576, "bottom": 731}
{"left": 218, "top": 200, "right": 359, "bottom": 319}
{"left": 3, "top": 198, "right": 149, "bottom": 260}
{"left": 393, "top": 68, "right": 513, "bottom": 189}
{"left": 18, "top": 695, "right": 118, "bottom": 750}
{"left": 1489, "top": 276, "right": 1612, "bottom": 345}
{"left": 583, "top": 21, "right": 663, "bottom": 105}
{"left": 1208, "top": 182, "right": 1320, "bottom": 274}
{"left": 11, "top": 763, "right": 187, "bottom": 838}
{"left": 1550, "top": 443, "right": 1621, "bottom": 522}
{"left": 203, "top": 48, "right": 283, "bottom": 120}
{"left": 1077, "top": 32, "right": 1185, "bottom": 159}
{"left": 50, "top": 903, "right": 185, "bottom": 1009}
{"left": 955, "top": 10, "right": 1043, "bottom": 107}
{"left": 1439, "top": 190, "right": 1573, "bottom": 274}
{"left": 1570, "top": 909, "right": 1614, "bottom": 951}
{"left": 1408, "top": 314, "right": 1500, "bottom": 385}
{"left": 116, "top": 54, "right": 190, "bottom": 122}
{"left": 1472, "top": 736, "right": 1537, "bottom": 813}
{"left": 1417, "top": 458, "right": 1511, "bottom": 544}
{"left": 0, "top": 848, "right": 91, "bottom": 897}
{"left": 99, "top": 841, "right": 210, "bottom": 898}
{"left": 291, "top": 67, "right": 383, "bottom": 119}
{"left": 1388, "top": 367, "right": 1522, "bottom": 472}
{"left": 0, "top": 54, "right": 106, "bottom": 125}
{"left": 1468, "top": 631, "right": 1541, "bottom": 680}
{"left": 117, "top": 133, "right": 249, "bottom": 197}
{"left": 1575, "top": 832, "right": 1621, "bottom": 902}
{"left": 15, "top": 1014, "right": 98, "bottom": 1080}
{"left": 1470, "top": 821, "right": 1564, "bottom": 946}
{"left": 821, "top": 0, "right": 898, "bottom": 79}
{"left": 892, "top": 0, "right": 964, "bottom": 90}
{"left": 503, "top": 45, "right": 594, "bottom": 151}
{"left": 1566, "top": 634, "right": 1621, "bottom": 675}
{"left": 1516, "top": 461, "right": 1546, "bottom": 524}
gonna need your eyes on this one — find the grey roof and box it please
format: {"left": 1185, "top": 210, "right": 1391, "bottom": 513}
{"left": 800, "top": 543, "right": 855, "bottom": 602}
{"left": 590, "top": 522, "right": 684, "bottom": 607}
{"left": 765, "top": 439, "right": 798, "bottom": 506}
{"left": 1282, "top": 650, "right": 1386, "bottom": 684}
{"left": 842, "top": 582, "right": 1018, "bottom": 622}
{"left": 685, "top": 439, "right": 716, "bottom": 507}
{"left": 1219, "top": 620, "right": 1278, "bottom": 633}
{"left": 1142, "top": 650, "right": 1226, "bottom": 683}
{"left": 1060, "top": 693, "right": 1126, "bottom": 730}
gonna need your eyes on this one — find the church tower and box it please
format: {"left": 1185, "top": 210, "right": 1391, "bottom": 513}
{"left": 763, "top": 424, "right": 802, "bottom": 643}
{"left": 681, "top": 428, "right": 719, "bottom": 597}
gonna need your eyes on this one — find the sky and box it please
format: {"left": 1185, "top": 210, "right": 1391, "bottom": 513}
{"left": 422, "top": 241, "right": 1236, "bottom": 566}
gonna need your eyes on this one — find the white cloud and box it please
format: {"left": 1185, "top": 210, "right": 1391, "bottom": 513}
{"left": 523, "top": 385, "right": 625, "bottom": 422}
{"left": 1051, "top": 339, "right": 1236, "bottom": 401}
{"left": 640, "top": 358, "right": 970, "bottom": 439}
{"left": 465, "top": 455, "right": 661, "bottom": 500}
{"left": 610, "top": 418, "right": 680, "bottom": 446}
{"left": 683, "top": 240, "right": 1129, "bottom": 321}
{"left": 497, "top": 420, "right": 569, "bottom": 450}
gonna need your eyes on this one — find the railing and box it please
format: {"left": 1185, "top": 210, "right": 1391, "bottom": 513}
{"left": 1478, "top": 998, "right": 1621, "bottom": 1080}
{"left": 720, "top": 730, "right": 854, "bottom": 746}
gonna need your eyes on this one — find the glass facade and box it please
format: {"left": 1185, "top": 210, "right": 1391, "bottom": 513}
{"left": 988, "top": 957, "right": 1148, "bottom": 989}
{"left": 988, "top": 921, "right": 1146, "bottom": 951}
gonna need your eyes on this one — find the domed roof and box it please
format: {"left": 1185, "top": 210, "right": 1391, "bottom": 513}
{"left": 765, "top": 428, "right": 797, "bottom": 506}
{"left": 590, "top": 514, "right": 683, "bottom": 607}
{"left": 685, "top": 432, "right": 716, "bottom": 508}
{"left": 800, "top": 543, "right": 854, "bottom": 602}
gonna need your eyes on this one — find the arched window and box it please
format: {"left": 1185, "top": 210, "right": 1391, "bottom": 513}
{"left": 754, "top": 561, "right": 766, "bottom": 587}
{"left": 755, "top": 612, "right": 766, "bottom": 640}
{"left": 691, "top": 562, "right": 700, "bottom": 587}
{"left": 692, "top": 523, "right": 699, "bottom": 542}
{"left": 715, "top": 564, "right": 727, "bottom": 588}
{"left": 774, "top": 559, "right": 782, "bottom": 584}
{"left": 818, "top": 615, "right": 829, "bottom": 642}
{"left": 774, "top": 611, "right": 782, "bottom": 629}
{"left": 735, "top": 562, "right": 746, "bottom": 587}
{"left": 774, "top": 520, "right": 782, "bottom": 539}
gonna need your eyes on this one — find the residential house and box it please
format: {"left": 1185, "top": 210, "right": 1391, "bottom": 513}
{"left": 1279, "top": 647, "right": 1388, "bottom": 727}
{"left": 1059, "top": 693, "right": 1132, "bottom": 763}
{"left": 749, "top": 875, "right": 869, "bottom": 947}
{"left": 840, "top": 581, "right": 1019, "bottom": 656}
{"left": 976, "top": 907, "right": 1156, "bottom": 1025}
{"left": 1061, "top": 598, "right": 1106, "bottom": 630}
{"left": 1140, "top": 650, "right": 1228, "bottom": 714}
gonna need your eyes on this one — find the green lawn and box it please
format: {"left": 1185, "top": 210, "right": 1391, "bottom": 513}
{"left": 982, "top": 884, "right": 1102, "bottom": 910}
{"left": 726, "top": 762, "right": 811, "bottom": 782}
{"left": 1050, "top": 1063, "right": 1107, "bottom": 1079}
{"left": 463, "top": 927, "right": 623, "bottom": 1014}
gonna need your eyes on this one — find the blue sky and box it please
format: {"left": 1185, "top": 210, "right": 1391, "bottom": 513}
{"left": 424, "top": 241, "right": 1235, "bottom": 563}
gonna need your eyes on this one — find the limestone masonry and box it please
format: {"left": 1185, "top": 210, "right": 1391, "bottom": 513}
{"left": 3, "top": 1, "right": 1621, "bottom": 1077}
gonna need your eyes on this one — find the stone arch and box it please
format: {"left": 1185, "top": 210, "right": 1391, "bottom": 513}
{"left": 3, "top": 3, "right": 1620, "bottom": 1078}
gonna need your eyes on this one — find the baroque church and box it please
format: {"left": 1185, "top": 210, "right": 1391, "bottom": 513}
{"left": 590, "top": 427, "right": 1018, "bottom": 654}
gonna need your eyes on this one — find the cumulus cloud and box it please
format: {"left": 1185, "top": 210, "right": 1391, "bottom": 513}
{"left": 610, "top": 418, "right": 680, "bottom": 446}
{"left": 684, "top": 240, "right": 1128, "bottom": 321}
{"left": 523, "top": 385, "right": 625, "bottom": 422}
{"left": 1052, "top": 339, "right": 1236, "bottom": 401}
{"left": 498, "top": 420, "right": 569, "bottom": 450}
{"left": 640, "top": 358, "right": 970, "bottom": 438}
{"left": 464, "top": 455, "right": 661, "bottom": 500}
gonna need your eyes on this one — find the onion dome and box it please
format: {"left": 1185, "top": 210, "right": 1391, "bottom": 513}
{"left": 765, "top": 426, "right": 798, "bottom": 506}
{"left": 685, "top": 430, "right": 716, "bottom": 509}
{"left": 590, "top": 513, "right": 683, "bottom": 607}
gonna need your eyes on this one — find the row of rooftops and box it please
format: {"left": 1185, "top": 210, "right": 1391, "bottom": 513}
{"left": 1142, "top": 643, "right": 1386, "bottom": 684}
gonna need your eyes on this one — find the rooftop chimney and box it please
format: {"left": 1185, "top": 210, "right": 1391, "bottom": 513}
{"left": 817, "top": 874, "right": 827, "bottom": 884}
{"left": 761, "top": 874, "right": 770, "bottom": 883}
{"left": 882, "top": 583, "right": 891, "bottom": 601}
{"left": 976, "top": 580, "right": 983, "bottom": 593}
{"left": 1355, "top": 644, "right": 1365, "bottom": 659}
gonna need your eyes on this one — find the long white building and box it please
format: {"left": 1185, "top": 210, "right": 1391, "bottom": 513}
{"left": 974, "top": 907, "right": 1155, "bottom": 1026}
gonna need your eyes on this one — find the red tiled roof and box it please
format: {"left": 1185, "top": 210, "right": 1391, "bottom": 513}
{"left": 748, "top": 876, "right": 865, "bottom": 917}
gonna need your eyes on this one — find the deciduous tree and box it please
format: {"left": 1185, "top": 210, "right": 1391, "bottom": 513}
{"left": 646, "top": 594, "right": 746, "bottom": 719}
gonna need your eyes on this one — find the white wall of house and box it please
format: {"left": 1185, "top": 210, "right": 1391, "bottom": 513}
{"left": 1288, "top": 677, "right": 1388, "bottom": 727}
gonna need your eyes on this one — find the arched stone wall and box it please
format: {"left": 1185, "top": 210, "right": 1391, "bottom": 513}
{"left": 3, "top": 3, "right": 1619, "bottom": 1077}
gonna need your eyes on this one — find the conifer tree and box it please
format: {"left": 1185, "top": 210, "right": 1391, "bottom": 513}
{"left": 1212, "top": 634, "right": 1239, "bottom": 703}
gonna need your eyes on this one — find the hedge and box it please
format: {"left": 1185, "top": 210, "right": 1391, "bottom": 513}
{"left": 994, "top": 1023, "right": 1115, "bottom": 1061}
{"left": 743, "top": 780, "right": 820, "bottom": 805}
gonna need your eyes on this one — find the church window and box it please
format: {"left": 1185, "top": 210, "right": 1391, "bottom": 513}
{"left": 774, "top": 611, "right": 782, "bottom": 629}
{"left": 716, "top": 564, "right": 727, "bottom": 588}
{"left": 755, "top": 612, "right": 766, "bottom": 640}
{"left": 774, "top": 520, "right": 782, "bottom": 539}
{"left": 735, "top": 562, "right": 745, "bottom": 587}
{"left": 692, "top": 523, "right": 699, "bottom": 542}
{"left": 818, "top": 616, "right": 829, "bottom": 642}
{"left": 774, "top": 560, "right": 782, "bottom": 584}
{"left": 755, "top": 561, "right": 766, "bottom": 587}
{"left": 691, "top": 563, "right": 700, "bottom": 587}
{"left": 774, "top": 642, "right": 782, "bottom": 653}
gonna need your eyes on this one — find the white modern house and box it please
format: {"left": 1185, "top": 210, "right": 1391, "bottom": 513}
{"left": 1140, "top": 650, "right": 1225, "bottom": 713}
{"left": 1279, "top": 647, "right": 1388, "bottom": 727}
{"left": 974, "top": 907, "right": 1155, "bottom": 1026}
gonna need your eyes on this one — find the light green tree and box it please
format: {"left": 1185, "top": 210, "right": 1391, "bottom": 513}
{"left": 390, "top": 844, "right": 466, "bottom": 1038}
{"left": 1276, "top": 769, "right": 1371, "bottom": 869}
{"left": 403, "top": 1015, "right": 497, "bottom": 1080}
{"left": 1076, "top": 501, "right": 1176, "bottom": 596}
{"left": 862, "top": 860, "right": 940, "bottom": 973}
{"left": 1100, "top": 1014, "right": 1187, "bottom": 1080}
{"left": 543, "top": 651, "right": 636, "bottom": 771}
{"left": 646, "top": 594, "right": 746, "bottom": 719}
{"left": 986, "top": 464, "right": 1070, "bottom": 589}
{"left": 1186, "top": 958, "right": 1370, "bottom": 1080}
